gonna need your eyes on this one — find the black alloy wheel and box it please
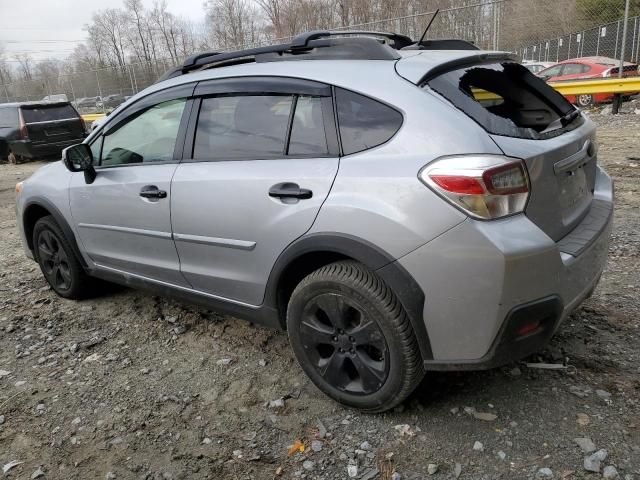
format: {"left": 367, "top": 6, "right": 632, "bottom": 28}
{"left": 287, "top": 261, "right": 424, "bottom": 412}
{"left": 33, "top": 215, "right": 94, "bottom": 299}
{"left": 37, "top": 229, "right": 73, "bottom": 292}
{"left": 299, "top": 292, "right": 389, "bottom": 395}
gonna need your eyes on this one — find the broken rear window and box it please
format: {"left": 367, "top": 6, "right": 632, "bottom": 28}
{"left": 424, "top": 62, "right": 581, "bottom": 139}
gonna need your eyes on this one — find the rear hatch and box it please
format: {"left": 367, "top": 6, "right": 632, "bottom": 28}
{"left": 398, "top": 52, "right": 596, "bottom": 241}
{"left": 20, "top": 103, "right": 85, "bottom": 145}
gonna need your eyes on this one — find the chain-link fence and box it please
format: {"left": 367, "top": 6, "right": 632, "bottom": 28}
{"left": 1, "top": 0, "right": 638, "bottom": 112}
{"left": 517, "top": 14, "right": 640, "bottom": 62}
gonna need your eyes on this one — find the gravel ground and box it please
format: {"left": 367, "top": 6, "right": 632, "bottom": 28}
{"left": 0, "top": 111, "right": 639, "bottom": 480}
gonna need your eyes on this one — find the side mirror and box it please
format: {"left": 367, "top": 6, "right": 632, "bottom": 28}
{"left": 62, "top": 144, "right": 97, "bottom": 184}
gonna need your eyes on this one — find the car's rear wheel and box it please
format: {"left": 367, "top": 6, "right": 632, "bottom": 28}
{"left": 33, "top": 216, "right": 93, "bottom": 299}
{"left": 287, "top": 261, "right": 424, "bottom": 412}
{"left": 576, "top": 94, "right": 594, "bottom": 108}
{"left": 7, "top": 151, "right": 20, "bottom": 164}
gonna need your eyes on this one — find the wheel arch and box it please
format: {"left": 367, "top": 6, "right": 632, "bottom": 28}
{"left": 23, "top": 197, "right": 88, "bottom": 269}
{"left": 265, "top": 233, "right": 433, "bottom": 361}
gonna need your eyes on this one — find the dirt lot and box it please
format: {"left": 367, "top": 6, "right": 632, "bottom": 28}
{"left": 1, "top": 110, "right": 639, "bottom": 480}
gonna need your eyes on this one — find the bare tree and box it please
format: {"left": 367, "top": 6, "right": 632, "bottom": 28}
{"left": 14, "top": 54, "right": 34, "bottom": 81}
{"left": 205, "top": 0, "right": 263, "bottom": 49}
{"left": 0, "top": 45, "right": 13, "bottom": 87}
{"left": 124, "top": 0, "right": 154, "bottom": 68}
{"left": 91, "top": 8, "right": 129, "bottom": 68}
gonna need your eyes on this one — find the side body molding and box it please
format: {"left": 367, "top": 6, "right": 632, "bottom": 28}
{"left": 264, "top": 232, "right": 433, "bottom": 361}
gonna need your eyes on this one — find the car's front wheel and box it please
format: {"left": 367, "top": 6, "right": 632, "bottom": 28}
{"left": 33, "top": 216, "right": 94, "bottom": 299}
{"left": 287, "top": 261, "right": 424, "bottom": 412}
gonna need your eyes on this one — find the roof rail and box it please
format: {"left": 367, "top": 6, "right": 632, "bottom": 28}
{"left": 155, "top": 30, "right": 480, "bottom": 83}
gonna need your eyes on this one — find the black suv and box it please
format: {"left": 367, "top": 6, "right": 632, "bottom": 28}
{"left": 0, "top": 102, "right": 86, "bottom": 163}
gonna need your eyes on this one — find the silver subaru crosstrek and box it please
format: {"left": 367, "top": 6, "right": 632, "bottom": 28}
{"left": 15, "top": 32, "right": 613, "bottom": 412}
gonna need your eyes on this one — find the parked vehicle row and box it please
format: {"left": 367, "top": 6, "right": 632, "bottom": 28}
{"left": 15, "top": 31, "right": 613, "bottom": 411}
{"left": 72, "top": 94, "right": 130, "bottom": 112}
{"left": 0, "top": 101, "right": 86, "bottom": 164}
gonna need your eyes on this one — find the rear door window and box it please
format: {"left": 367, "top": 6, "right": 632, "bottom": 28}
{"left": 21, "top": 104, "right": 78, "bottom": 123}
{"left": 425, "top": 62, "right": 578, "bottom": 139}
{"left": 194, "top": 95, "right": 293, "bottom": 160}
{"left": 336, "top": 88, "right": 403, "bottom": 155}
{"left": 0, "top": 108, "right": 18, "bottom": 127}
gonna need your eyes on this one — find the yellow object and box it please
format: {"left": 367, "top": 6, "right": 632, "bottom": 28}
{"left": 472, "top": 76, "right": 640, "bottom": 101}
{"left": 81, "top": 113, "right": 106, "bottom": 123}
{"left": 548, "top": 76, "right": 640, "bottom": 95}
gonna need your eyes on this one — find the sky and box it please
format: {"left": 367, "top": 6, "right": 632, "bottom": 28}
{"left": 0, "top": 0, "right": 207, "bottom": 63}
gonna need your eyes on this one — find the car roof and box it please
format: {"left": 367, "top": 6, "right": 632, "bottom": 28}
{"left": 559, "top": 56, "right": 633, "bottom": 65}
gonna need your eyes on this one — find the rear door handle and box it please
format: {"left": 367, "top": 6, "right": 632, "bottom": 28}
{"left": 268, "top": 182, "right": 313, "bottom": 200}
{"left": 139, "top": 185, "right": 167, "bottom": 199}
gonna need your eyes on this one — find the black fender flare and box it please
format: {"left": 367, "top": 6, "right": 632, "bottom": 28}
{"left": 23, "top": 196, "right": 88, "bottom": 269}
{"left": 264, "top": 232, "right": 433, "bottom": 361}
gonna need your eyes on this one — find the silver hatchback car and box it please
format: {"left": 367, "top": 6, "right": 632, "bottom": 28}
{"left": 15, "top": 32, "right": 613, "bottom": 412}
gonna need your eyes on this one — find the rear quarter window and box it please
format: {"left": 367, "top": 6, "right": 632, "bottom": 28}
{"left": 335, "top": 88, "right": 403, "bottom": 155}
{"left": 21, "top": 104, "right": 78, "bottom": 123}
{"left": 425, "top": 62, "right": 579, "bottom": 139}
{"left": 0, "top": 107, "right": 18, "bottom": 127}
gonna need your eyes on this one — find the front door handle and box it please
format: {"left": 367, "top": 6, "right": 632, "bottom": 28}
{"left": 139, "top": 185, "right": 167, "bottom": 199}
{"left": 268, "top": 182, "right": 313, "bottom": 200}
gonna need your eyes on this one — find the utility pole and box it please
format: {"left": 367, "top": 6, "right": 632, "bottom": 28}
{"left": 613, "top": 0, "right": 631, "bottom": 114}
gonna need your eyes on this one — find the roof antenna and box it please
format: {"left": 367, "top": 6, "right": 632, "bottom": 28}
{"left": 418, "top": 8, "right": 440, "bottom": 45}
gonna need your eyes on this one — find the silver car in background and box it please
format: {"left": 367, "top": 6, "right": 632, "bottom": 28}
{"left": 14, "top": 31, "right": 613, "bottom": 412}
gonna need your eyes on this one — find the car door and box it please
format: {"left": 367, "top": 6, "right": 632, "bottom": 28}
{"left": 171, "top": 77, "right": 340, "bottom": 305}
{"left": 69, "top": 86, "right": 195, "bottom": 286}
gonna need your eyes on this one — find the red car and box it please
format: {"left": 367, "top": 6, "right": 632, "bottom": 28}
{"left": 537, "top": 56, "right": 639, "bottom": 107}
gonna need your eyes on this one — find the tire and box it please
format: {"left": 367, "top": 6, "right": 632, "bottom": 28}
{"left": 7, "top": 151, "right": 19, "bottom": 164}
{"left": 33, "top": 215, "right": 94, "bottom": 299}
{"left": 576, "top": 94, "right": 594, "bottom": 108}
{"left": 287, "top": 261, "right": 424, "bottom": 412}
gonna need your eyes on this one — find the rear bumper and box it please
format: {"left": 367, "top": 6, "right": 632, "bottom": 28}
{"left": 397, "top": 165, "right": 613, "bottom": 368}
{"left": 10, "top": 138, "right": 83, "bottom": 159}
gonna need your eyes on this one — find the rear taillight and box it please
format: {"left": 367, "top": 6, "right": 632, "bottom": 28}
{"left": 419, "top": 155, "right": 530, "bottom": 220}
{"left": 18, "top": 110, "right": 28, "bottom": 139}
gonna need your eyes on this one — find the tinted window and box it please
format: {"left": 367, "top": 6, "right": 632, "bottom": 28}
{"left": 101, "top": 99, "right": 186, "bottom": 166}
{"left": 0, "top": 107, "right": 18, "bottom": 127}
{"left": 427, "top": 62, "right": 576, "bottom": 139}
{"left": 288, "top": 96, "right": 328, "bottom": 155}
{"left": 21, "top": 104, "right": 78, "bottom": 123}
{"left": 194, "top": 95, "right": 292, "bottom": 160}
{"left": 336, "top": 88, "right": 402, "bottom": 155}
